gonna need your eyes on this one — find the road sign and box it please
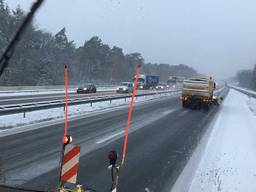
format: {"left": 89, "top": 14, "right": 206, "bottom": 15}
{"left": 61, "top": 144, "right": 80, "bottom": 184}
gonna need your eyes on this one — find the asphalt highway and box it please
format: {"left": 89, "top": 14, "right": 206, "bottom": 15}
{"left": 0, "top": 88, "right": 228, "bottom": 192}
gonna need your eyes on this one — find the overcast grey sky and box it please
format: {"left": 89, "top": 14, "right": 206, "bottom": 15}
{"left": 5, "top": 0, "right": 256, "bottom": 79}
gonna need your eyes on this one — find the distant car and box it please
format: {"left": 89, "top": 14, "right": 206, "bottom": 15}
{"left": 155, "top": 83, "right": 166, "bottom": 90}
{"left": 77, "top": 84, "right": 96, "bottom": 94}
{"left": 116, "top": 82, "right": 133, "bottom": 93}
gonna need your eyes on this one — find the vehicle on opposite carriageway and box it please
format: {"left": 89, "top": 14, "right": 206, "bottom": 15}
{"left": 116, "top": 82, "right": 133, "bottom": 93}
{"left": 155, "top": 83, "right": 168, "bottom": 90}
{"left": 133, "top": 74, "right": 159, "bottom": 90}
{"left": 77, "top": 84, "right": 97, "bottom": 94}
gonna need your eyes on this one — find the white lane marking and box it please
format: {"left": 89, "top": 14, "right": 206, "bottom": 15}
{"left": 4, "top": 107, "right": 179, "bottom": 185}
{"left": 161, "top": 109, "right": 176, "bottom": 116}
{"left": 177, "top": 110, "right": 189, "bottom": 117}
{"left": 96, "top": 109, "right": 176, "bottom": 145}
{"left": 96, "top": 130, "right": 125, "bottom": 144}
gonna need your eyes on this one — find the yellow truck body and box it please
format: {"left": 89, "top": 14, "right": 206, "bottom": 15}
{"left": 181, "top": 77, "right": 215, "bottom": 109}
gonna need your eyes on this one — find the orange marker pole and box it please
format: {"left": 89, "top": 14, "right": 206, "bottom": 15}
{"left": 63, "top": 65, "right": 69, "bottom": 141}
{"left": 121, "top": 64, "right": 141, "bottom": 166}
{"left": 59, "top": 65, "right": 69, "bottom": 188}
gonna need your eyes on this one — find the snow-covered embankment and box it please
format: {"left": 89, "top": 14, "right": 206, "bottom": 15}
{"left": 172, "top": 89, "right": 256, "bottom": 192}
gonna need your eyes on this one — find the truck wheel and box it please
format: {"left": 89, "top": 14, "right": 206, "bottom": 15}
{"left": 193, "top": 103, "right": 200, "bottom": 110}
{"left": 182, "top": 101, "right": 188, "bottom": 108}
{"left": 203, "top": 103, "right": 210, "bottom": 110}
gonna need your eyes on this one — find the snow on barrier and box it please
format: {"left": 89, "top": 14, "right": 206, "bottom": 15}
{"left": 0, "top": 85, "right": 117, "bottom": 93}
{"left": 229, "top": 85, "right": 256, "bottom": 98}
{"left": 0, "top": 90, "right": 181, "bottom": 116}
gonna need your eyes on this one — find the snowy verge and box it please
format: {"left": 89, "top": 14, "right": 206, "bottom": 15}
{"left": 169, "top": 103, "right": 221, "bottom": 192}
{"left": 0, "top": 92, "right": 180, "bottom": 132}
{"left": 171, "top": 89, "right": 256, "bottom": 192}
{"left": 229, "top": 85, "right": 256, "bottom": 98}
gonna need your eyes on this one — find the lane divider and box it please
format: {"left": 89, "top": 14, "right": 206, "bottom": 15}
{"left": 96, "top": 131, "right": 125, "bottom": 144}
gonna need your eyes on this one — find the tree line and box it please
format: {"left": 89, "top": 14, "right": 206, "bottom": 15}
{"left": 0, "top": 0, "right": 198, "bottom": 86}
{"left": 236, "top": 65, "right": 256, "bottom": 91}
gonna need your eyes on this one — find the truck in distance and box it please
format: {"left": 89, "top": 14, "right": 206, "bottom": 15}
{"left": 180, "top": 77, "right": 218, "bottom": 109}
{"left": 133, "top": 74, "right": 159, "bottom": 90}
{"left": 167, "top": 76, "right": 185, "bottom": 88}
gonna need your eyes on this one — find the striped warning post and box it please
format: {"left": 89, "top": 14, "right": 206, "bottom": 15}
{"left": 61, "top": 144, "right": 80, "bottom": 184}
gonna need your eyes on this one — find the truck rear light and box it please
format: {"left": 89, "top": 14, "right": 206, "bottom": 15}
{"left": 180, "top": 96, "right": 188, "bottom": 101}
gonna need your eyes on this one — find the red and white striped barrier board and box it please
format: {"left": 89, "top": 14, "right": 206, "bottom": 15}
{"left": 61, "top": 144, "right": 80, "bottom": 184}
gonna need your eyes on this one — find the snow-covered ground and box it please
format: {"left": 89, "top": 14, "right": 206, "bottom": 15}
{"left": 229, "top": 85, "right": 256, "bottom": 97}
{"left": 172, "top": 89, "right": 256, "bottom": 192}
{"left": 0, "top": 92, "right": 179, "bottom": 129}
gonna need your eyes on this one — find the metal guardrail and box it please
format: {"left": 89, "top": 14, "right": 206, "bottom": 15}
{"left": 0, "top": 90, "right": 181, "bottom": 116}
{"left": 229, "top": 85, "right": 256, "bottom": 98}
{"left": 0, "top": 85, "right": 117, "bottom": 94}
